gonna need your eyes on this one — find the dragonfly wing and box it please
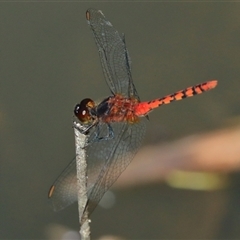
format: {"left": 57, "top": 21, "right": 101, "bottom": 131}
{"left": 86, "top": 8, "right": 137, "bottom": 98}
{"left": 48, "top": 158, "right": 78, "bottom": 211}
{"left": 83, "top": 119, "right": 146, "bottom": 221}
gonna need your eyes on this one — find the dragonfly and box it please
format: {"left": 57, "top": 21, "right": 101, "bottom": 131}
{"left": 48, "top": 8, "right": 217, "bottom": 224}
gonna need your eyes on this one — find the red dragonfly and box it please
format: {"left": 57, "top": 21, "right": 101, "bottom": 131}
{"left": 48, "top": 8, "right": 217, "bottom": 223}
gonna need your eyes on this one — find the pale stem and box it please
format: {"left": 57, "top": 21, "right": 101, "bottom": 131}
{"left": 74, "top": 122, "right": 91, "bottom": 240}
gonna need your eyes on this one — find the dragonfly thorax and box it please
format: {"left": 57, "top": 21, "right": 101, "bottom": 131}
{"left": 100, "top": 94, "right": 140, "bottom": 124}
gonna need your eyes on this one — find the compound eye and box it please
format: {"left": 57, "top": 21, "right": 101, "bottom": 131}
{"left": 74, "top": 98, "right": 95, "bottom": 123}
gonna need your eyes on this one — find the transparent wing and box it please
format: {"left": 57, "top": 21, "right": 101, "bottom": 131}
{"left": 82, "top": 119, "right": 146, "bottom": 222}
{"left": 48, "top": 158, "right": 77, "bottom": 211}
{"left": 86, "top": 8, "right": 139, "bottom": 98}
{"left": 49, "top": 8, "right": 145, "bottom": 215}
{"left": 48, "top": 119, "right": 146, "bottom": 216}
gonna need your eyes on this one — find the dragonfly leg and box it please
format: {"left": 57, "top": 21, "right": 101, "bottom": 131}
{"left": 73, "top": 119, "right": 98, "bottom": 135}
{"left": 73, "top": 122, "right": 114, "bottom": 146}
{"left": 107, "top": 124, "right": 114, "bottom": 139}
{"left": 91, "top": 124, "right": 114, "bottom": 143}
{"left": 73, "top": 122, "right": 89, "bottom": 135}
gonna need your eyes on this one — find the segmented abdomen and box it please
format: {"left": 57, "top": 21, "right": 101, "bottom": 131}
{"left": 134, "top": 80, "right": 217, "bottom": 116}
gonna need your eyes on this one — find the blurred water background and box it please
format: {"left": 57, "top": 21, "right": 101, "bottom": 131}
{"left": 1, "top": 2, "right": 240, "bottom": 239}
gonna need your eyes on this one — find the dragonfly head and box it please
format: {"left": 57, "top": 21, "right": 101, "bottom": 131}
{"left": 74, "top": 98, "right": 95, "bottom": 124}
